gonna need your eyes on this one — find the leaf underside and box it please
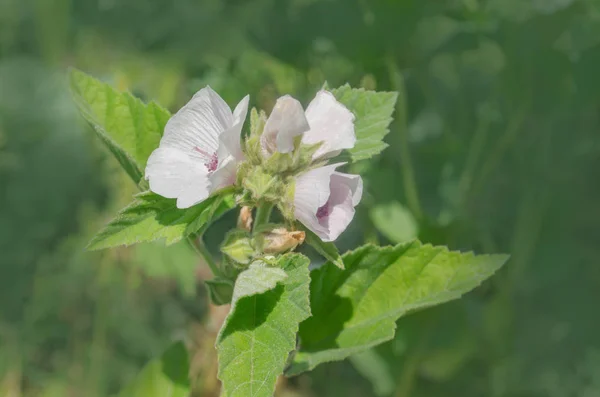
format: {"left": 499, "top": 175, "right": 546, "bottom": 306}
{"left": 287, "top": 240, "right": 509, "bottom": 375}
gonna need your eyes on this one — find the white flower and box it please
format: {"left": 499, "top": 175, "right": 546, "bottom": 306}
{"left": 259, "top": 90, "right": 362, "bottom": 241}
{"left": 145, "top": 87, "right": 249, "bottom": 208}
{"left": 261, "top": 90, "right": 356, "bottom": 159}
{"left": 294, "top": 163, "right": 363, "bottom": 242}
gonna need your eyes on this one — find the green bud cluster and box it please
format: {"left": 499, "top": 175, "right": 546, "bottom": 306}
{"left": 210, "top": 107, "right": 326, "bottom": 304}
{"left": 235, "top": 108, "right": 325, "bottom": 221}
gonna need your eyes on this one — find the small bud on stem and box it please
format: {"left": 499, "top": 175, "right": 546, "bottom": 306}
{"left": 261, "top": 228, "right": 306, "bottom": 254}
{"left": 237, "top": 206, "right": 253, "bottom": 231}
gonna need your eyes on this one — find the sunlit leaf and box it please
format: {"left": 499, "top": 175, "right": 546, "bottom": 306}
{"left": 87, "top": 190, "right": 235, "bottom": 250}
{"left": 69, "top": 68, "right": 170, "bottom": 185}
{"left": 118, "top": 341, "right": 190, "bottom": 397}
{"left": 217, "top": 254, "right": 311, "bottom": 397}
{"left": 287, "top": 241, "right": 508, "bottom": 375}
{"left": 330, "top": 84, "right": 397, "bottom": 161}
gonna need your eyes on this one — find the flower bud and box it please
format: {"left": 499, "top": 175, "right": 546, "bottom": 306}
{"left": 259, "top": 228, "right": 306, "bottom": 254}
{"left": 220, "top": 230, "right": 255, "bottom": 265}
{"left": 237, "top": 206, "right": 253, "bottom": 231}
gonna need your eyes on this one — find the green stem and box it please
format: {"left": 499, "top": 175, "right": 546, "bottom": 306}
{"left": 188, "top": 235, "right": 221, "bottom": 278}
{"left": 387, "top": 58, "right": 423, "bottom": 220}
{"left": 254, "top": 201, "right": 274, "bottom": 231}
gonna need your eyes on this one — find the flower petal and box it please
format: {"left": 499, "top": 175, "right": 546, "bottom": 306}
{"left": 303, "top": 90, "right": 356, "bottom": 159}
{"left": 219, "top": 94, "right": 249, "bottom": 161}
{"left": 332, "top": 172, "right": 363, "bottom": 206}
{"left": 293, "top": 163, "right": 344, "bottom": 240}
{"left": 161, "top": 86, "right": 233, "bottom": 163}
{"left": 261, "top": 95, "right": 310, "bottom": 155}
{"left": 210, "top": 155, "right": 238, "bottom": 192}
{"left": 145, "top": 147, "right": 210, "bottom": 208}
{"left": 319, "top": 173, "right": 362, "bottom": 241}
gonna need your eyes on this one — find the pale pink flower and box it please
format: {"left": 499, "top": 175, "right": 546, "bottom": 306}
{"left": 145, "top": 87, "right": 249, "bottom": 208}
{"left": 261, "top": 90, "right": 356, "bottom": 159}
{"left": 294, "top": 164, "right": 363, "bottom": 242}
{"left": 260, "top": 90, "right": 362, "bottom": 241}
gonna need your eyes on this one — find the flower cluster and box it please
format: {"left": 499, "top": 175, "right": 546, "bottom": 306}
{"left": 145, "top": 87, "right": 363, "bottom": 243}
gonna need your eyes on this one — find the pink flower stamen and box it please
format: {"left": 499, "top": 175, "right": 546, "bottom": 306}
{"left": 205, "top": 152, "right": 219, "bottom": 172}
{"left": 194, "top": 147, "right": 219, "bottom": 172}
{"left": 316, "top": 202, "right": 330, "bottom": 220}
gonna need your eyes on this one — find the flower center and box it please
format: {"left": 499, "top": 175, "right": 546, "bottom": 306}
{"left": 194, "top": 147, "right": 219, "bottom": 172}
{"left": 205, "top": 152, "right": 219, "bottom": 172}
{"left": 316, "top": 202, "right": 330, "bottom": 220}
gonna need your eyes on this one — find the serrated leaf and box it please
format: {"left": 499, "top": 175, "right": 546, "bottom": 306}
{"left": 69, "top": 68, "right": 170, "bottom": 185}
{"left": 118, "top": 341, "right": 190, "bottom": 397}
{"left": 232, "top": 261, "right": 288, "bottom": 301}
{"left": 300, "top": 225, "right": 344, "bottom": 269}
{"left": 88, "top": 190, "right": 235, "bottom": 250}
{"left": 331, "top": 84, "right": 398, "bottom": 161}
{"left": 287, "top": 241, "right": 508, "bottom": 375}
{"left": 370, "top": 201, "right": 419, "bottom": 243}
{"left": 217, "top": 254, "right": 311, "bottom": 397}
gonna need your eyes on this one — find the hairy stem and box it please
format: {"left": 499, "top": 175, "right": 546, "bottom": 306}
{"left": 254, "top": 201, "right": 274, "bottom": 230}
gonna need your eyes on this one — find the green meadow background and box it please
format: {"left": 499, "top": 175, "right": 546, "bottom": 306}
{"left": 1, "top": 0, "right": 599, "bottom": 396}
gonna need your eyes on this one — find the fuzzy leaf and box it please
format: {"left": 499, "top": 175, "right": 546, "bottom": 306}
{"left": 287, "top": 241, "right": 508, "bottom": 375}
{"left": 118, "top": 341, "right": 190, "bottom": 397}
{"left": 88, "top": 190, "right": 235, "bottom": 250}
{"left": 69, "top": 68, "right": 170, "bottom": 185}
{"left": 217, "top": 254, "right": 311, "bottom": 397}
{"left": 232, "top": 261, "right": 288, "bottom": 301}
{"left": 331, "top": 84, "right": 398, "bottom": 161}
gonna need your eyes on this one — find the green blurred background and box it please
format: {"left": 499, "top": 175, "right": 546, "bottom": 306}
{"left": 1, "top": 0, "right": 599, "bottom": 396}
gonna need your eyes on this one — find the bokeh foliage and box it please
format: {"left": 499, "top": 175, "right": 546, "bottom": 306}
{"left": 1, "top": 0, "right": 599, "bottom": 396}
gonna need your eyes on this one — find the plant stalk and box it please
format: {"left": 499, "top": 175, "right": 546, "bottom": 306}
{"left": 254, "top": 201, "right": 274, "bottom": 231}
{"left": 188, "top": 235, "right": 221, "bottom": 278}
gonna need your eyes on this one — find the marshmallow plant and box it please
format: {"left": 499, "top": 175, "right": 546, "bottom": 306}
{"left": 70, "top": 69, "right": 509, "bottom": 397}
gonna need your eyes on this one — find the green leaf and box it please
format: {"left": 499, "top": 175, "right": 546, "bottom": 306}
{"left": 69, "top": 68, "right": 170, "bottom": 185}
{"left": 300, "top": 225, "right": 344, "bottom": 269}
{"left": 330, "top": 84, "right": 398, "bottom": 161}
{"left": 370, "top": 201, "right": 419, "bottom": 243}
{"left": 87, "top": 190, "right": 235, "bottom": 250}
{"left": 287, "top": 241, "right": 508, "bottom": 375}
{"left": 217, "top": 254, "right": 311, "bottom": 397}
{"left": 118, "top": 341, "right": 190, "bottom": 397}
{"left": 231, "top": 261, "right": 288, "bottom": 300}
